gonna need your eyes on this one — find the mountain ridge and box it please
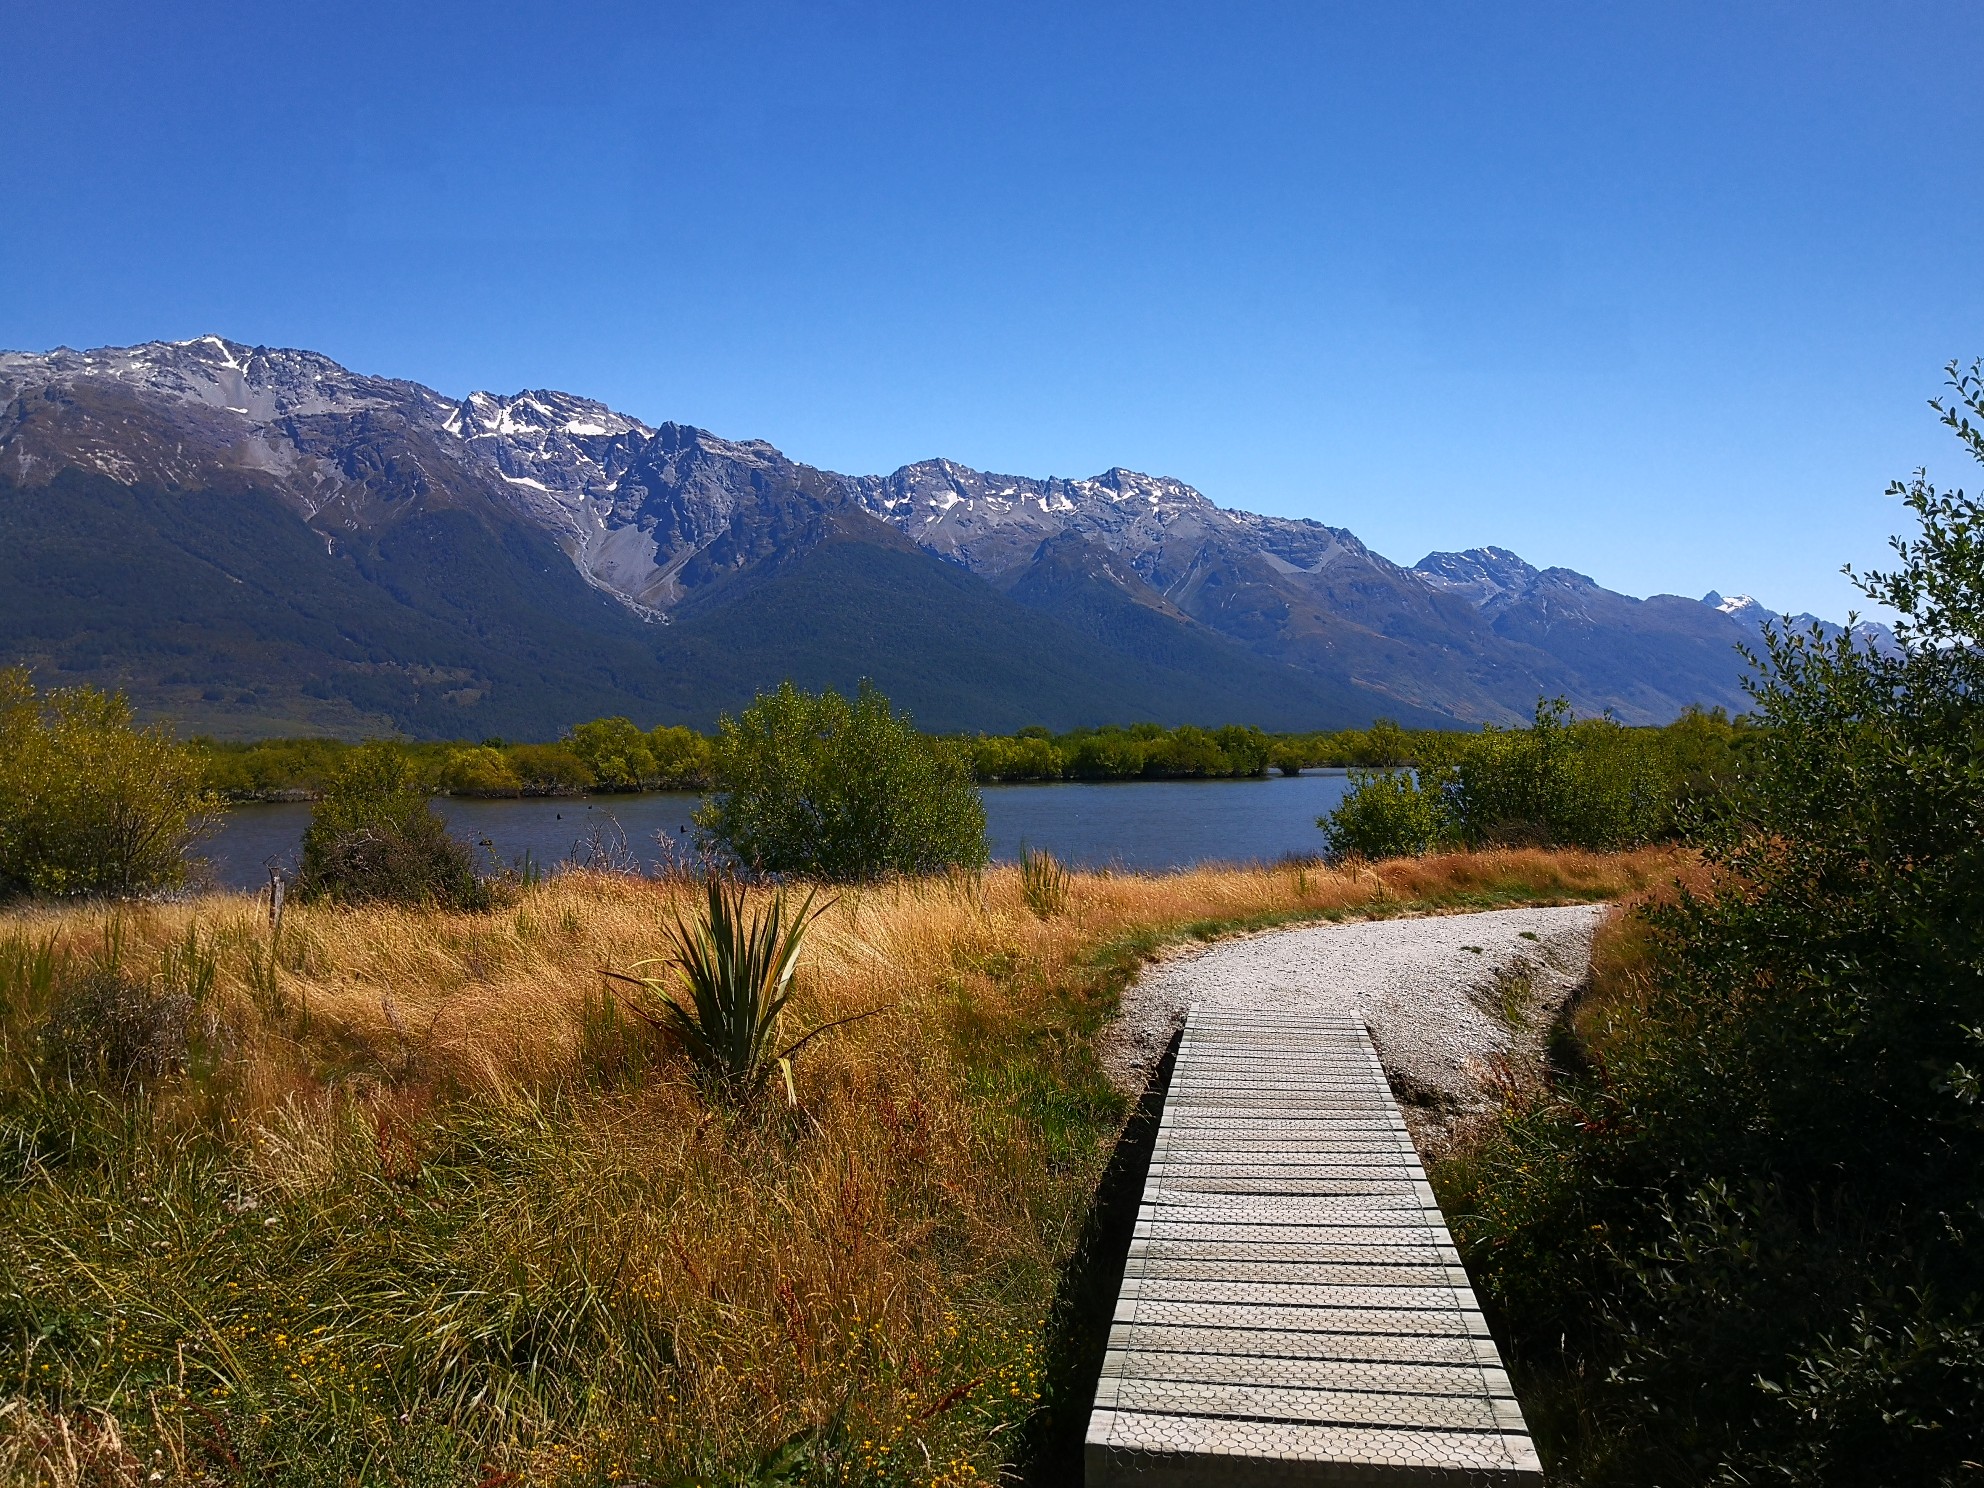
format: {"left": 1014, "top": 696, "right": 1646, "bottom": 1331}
{"left": 0, "top": 335, "right": 1869, "bottom": 737}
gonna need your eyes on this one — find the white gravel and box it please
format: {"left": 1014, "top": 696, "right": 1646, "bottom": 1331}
{"left": 1104, "top": 904, "right": 1607, "bottom": 1146}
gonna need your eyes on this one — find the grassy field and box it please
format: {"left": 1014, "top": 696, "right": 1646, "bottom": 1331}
{"left": 0, "top": 849, "right": 1676, "bottom": 1487}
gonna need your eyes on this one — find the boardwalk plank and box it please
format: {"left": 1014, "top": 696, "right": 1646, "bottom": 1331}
{"left": 1085, "top": 1009, "right": 1542, "bottom": 1486}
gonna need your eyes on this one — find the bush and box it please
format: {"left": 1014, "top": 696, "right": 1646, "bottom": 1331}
{"left": 605, "top": 877, "right": 837, "bottom": 1103}
{"left": 697, "top": 682, "right": 987, "bottom": 881}
{"left": 1318, "top": 768, "right": 1452, "bottom": 859}
{"left": 297, "top": 742, "right": 490, "bottom": 909}
{"left": 972, "top": 732, "right": 1066, "bottom": 781}
{"left": 39, "top": 923, "right": 220, "bottom": 1088}
{"left": 0, "top": 670, "right": 217, "bottom": 899}
{"left": 1344, "top": 717, "right": 1412, "bottom": 767}
{"left": 1656, "top": 704, "right": 1756, "bottom": 834}
{"left": 198, "top": 736, "right": 354, "bottom": 798}
{"left": 1061, "top": 729, "right": 1149, "bottom": 779}
{"left": 1448, "top": 699, "right": 1666, "bottom": 849}
{"left": 439, "top": 745, "right": 524, "bottom": 796}
{"left": 1319, "top": 701, "right": 1668, "bottom": 860}
{"left": 506, "top": 743, "right": 594, "bottom": 794}
{"left": 647, "top": 725, "right": 715, "bottom": 788}
{"left": 566, "top": 717, "right": 659, "bottom": 790}
{"left": 1440, "top": 361, "right": 1984, "bottom": 1483}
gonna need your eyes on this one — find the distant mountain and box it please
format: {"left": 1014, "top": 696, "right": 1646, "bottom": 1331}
{"left": 1703, "top": 591, "right": 1899, "bottom": 656}
{"left": 0, "top": 336, "right": 1863, "bottom": 738}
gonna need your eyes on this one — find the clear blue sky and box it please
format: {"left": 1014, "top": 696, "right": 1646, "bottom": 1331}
{"left": 6, "top": 2, "right": 1981, "bottom": 619}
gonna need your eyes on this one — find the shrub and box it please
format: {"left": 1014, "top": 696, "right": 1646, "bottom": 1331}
{"left": 1319, "top": 768, "right": 1453, "bottom": 859}
{"left": 1449, "top": 699, "right": 1666, "bottom": 850}
{"left": 0, "top": 670, "right": 217, "bottom": 899}
{"left": 697, "top": 682, "right": 987, "bottom": 881}
{"left": 439, "top": 745, "right": 523, "bottom": 796}
{"left": 647, "top": 725, "right": 715, "bottom": 788}
{"left": 198, "top": 736, "right": 354, "bottom": 798}
{"left": 972, "top": 733, "right": 1065, "bottom": 781}
{"left": 1440, "top": 361, "right": 1984, "bottom": 1482}
{"left": 39, "top": 925, "right": 218, "bottom": 1088}
{"left": 566, "top": 717, "right": 658, "bottom": 790}
{"left": 1267, "top": 738, "right": 1311, "bottom": 775}
{"left": 604, "top": 877, "right": 847, "bottom": 1103}
{"left": 506, "top": 743, "right": 594, "bottom": 794}
{"left": 1656, "top": 704, "right": 1756, "bottom": 834}
{"left": 297, "top": 742, "right": 490, "bottom": 909}
{"left": 1344, "top": 716, "right": 1412, "bottom": 767}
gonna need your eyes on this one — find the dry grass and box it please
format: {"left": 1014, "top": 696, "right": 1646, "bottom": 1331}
{"left": 0, "top": 848, "right": 1679, "bottom": 1486}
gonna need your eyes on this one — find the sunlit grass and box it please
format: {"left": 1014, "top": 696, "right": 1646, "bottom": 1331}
{"left": 0, "top": 848, "right": 1676, "bottom": 1486}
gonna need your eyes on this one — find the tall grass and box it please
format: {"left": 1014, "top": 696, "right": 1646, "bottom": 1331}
{"left": 0, "top": 849, "right": 1669, "bottom": 1486}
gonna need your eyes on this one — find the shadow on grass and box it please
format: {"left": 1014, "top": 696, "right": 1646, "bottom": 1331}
{"left": 1012, "top": 1022, "right": 1182, "bottom": 1486}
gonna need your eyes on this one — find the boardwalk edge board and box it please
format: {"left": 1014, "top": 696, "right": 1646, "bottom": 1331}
{"left": 1085, "top": 1007, "right": 1544, "bottom": 1486}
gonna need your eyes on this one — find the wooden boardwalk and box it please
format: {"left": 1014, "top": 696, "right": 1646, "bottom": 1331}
{"left": 1085, "top": 1008, "right": 1544, "bottom": 1486}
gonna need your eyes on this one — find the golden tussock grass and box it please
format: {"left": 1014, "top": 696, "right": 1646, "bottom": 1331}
{"left": 0, "top": 847, "right": 1681, "bottom": 1486}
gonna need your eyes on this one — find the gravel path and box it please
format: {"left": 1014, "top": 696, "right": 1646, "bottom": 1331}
{"left": 1105, "top": 904, "right": 1607, "bottom": 1147}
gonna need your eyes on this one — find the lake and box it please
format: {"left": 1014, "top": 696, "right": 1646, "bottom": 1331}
{"left": 197, "top": 771, "right": 1355, "bottom": 890}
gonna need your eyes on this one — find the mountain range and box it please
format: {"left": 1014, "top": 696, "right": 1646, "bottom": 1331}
{"left": 0, "top": 336, "right": 1879, "bottom": 739}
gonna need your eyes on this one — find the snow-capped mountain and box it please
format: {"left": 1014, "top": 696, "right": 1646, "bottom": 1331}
{"left": 1703, "top": 591, "right": 1898, "bottom": 654}
{"left": 0, "top": 335, "right": 1844, "bottom": 736}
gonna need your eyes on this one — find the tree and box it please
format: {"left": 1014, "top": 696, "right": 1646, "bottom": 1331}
{"left": 696, "top": 682, "right": 987, "bottom": 881}
{"left": 439, "top": 745, "right": 523, "bottom": 796}
{"left": 0, "top": 671, "right": 217, "bottom": 899}
{"left": 297, "top": 742, "right": 489, "bottom": 909}
{"left": 1447, "top": 698, "right": 1665, "bottom": 850}
{"left": 506, "top": 744, "right": 594, "bottom": 794}
{"left": 565, "top": 717, "right": 658, "bottom": 791}
{"left": 1318, "top": 769, "right": 1452, "bottom": 859}
{"left": 1445, "top": 360, "right": 1984, "bottom": 1482}
{"left": 646, "top": 725, "right": 715, "bottom": 789}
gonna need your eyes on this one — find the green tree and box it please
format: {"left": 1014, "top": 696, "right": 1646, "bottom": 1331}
{"left": 438, "top": 745, "right": 523, "bottom": 796}
{"left": 971, "top": 733, "right": 1064, "bottom": 781}
{"left": 506, "top": 743, "right": 594, "bottom": 794}
{"left": 1656, "top": 704, "right": 1755, "bottom": 834}
{"left": 1266, "top": 736, "right": 1313, "bottom": 776}
{"left": 0, "top": 671, "right": 218, "bottom": 899}
{"left": 297, "top": 742, "right": 489, "bottom": 909}
{"left": 1318, "top": 768, "right": 1452, "bottom": 859}
{"left": 1346, "top": 717, "right": 1411, "bottom": 767}
{"left": 1448, "top": 698, "right": 1665, "bottom": 850}
{"left": 1211, "top": 724, "right": 1272, "bottom": 776}
{"left": 646, "top": 725, "right": 715, "bottom": 789}
{"left": 697, "top": 682, "right": 987, "bottom": 881}
{"left": 1062, "top": 729, "right": 1148, "bottom": 779}
{"left": 565, "top": 717, "right": 659, "bottom": 791}
{"left": 1144, "top": 725, "right": 1227, "bottom": 776}
{"left": 1446, "top": 361, "right": 1984, "bottom": 1482}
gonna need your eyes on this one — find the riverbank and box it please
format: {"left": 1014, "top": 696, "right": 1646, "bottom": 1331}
{"left": 0, "top": 849, "right": 1679, "bottom": 1485}
{"left": 196, "top": 774, "right": 1366, "bottom": 889}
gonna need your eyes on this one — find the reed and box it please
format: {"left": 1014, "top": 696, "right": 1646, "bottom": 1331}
{"left": 1018, "top": 848, "right": 1071, "bottom": 920}
{"left": 0, "top": 848, "right": 1674, "bottom": 1486}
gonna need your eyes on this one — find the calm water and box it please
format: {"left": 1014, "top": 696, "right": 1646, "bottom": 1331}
{"left": 197, "top": 772, "right": 1354, "bottom": 890}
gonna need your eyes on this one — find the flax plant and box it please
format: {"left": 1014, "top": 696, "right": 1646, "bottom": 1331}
{"left": 604, "top": 876, "right": 871, "bottom": 1103}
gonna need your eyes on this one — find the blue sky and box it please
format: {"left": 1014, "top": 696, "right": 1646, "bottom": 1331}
{"left": 5, "top": 2, "right": 1980, "bottom": 619}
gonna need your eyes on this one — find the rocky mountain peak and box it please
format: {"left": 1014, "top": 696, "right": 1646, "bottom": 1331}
{"left": 1414, "top": 546, "right": 1543, "bottom": 606}
{"left": 449, "top": 388, "right": 651, "bottom": 443}
{"left": 0, "top": 335, "right": 451, "bottom": 426}
{"left": 0, "top": 332, "right": 1885, "bottom": 729}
